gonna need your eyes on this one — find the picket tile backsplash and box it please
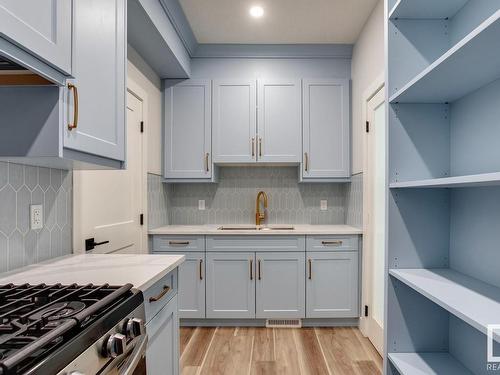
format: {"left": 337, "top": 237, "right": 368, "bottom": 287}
{"left": 0, "top": 162, "right": 72, "bottom": 273}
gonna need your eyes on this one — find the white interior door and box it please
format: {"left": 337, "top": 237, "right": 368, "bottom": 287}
{"left": 363, "top": 87, "right": 386, "bottom": 355}
{"left": 73, "top": 91, "right": 144, "bottom": 254}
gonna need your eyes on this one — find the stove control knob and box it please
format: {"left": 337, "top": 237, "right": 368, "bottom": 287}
{"left": 104, "top": 333, "right": 127, "bottom": 358}
{"left": 125, "top": 317, "right": 145, "bottom": 339}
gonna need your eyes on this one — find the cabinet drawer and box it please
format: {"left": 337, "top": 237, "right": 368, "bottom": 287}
{"left": 144, "top": 269, "right": 178, "bottom": 323}
{"left": 152, "top": 236, "right": 205, "bottom": 252}
{"left": 207, "top": 236, "right": 305, "bottom": 252}
{"left": 306, "top": 235, "right": 359, "bottom": 252}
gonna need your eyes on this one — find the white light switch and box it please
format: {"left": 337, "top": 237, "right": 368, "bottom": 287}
{"left": 198, "top": 200, "right": 206, "bottom": 210}
{"left": 320, "top": 200, "right": 328, "bottom": 211}
{"left": 30, "top": 205, "right": 43, "bottom": 230}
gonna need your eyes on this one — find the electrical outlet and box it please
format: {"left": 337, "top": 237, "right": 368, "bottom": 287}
{"left": 320, "top": 200, "right": 328, "bottom": 211}
{"left": 30, "top": 205, "right": 43, "bottom": 230}
{"left": 198, "top": 200, "right": 206, "bottom": 210}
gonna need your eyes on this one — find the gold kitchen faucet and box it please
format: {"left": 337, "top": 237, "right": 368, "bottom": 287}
{"left": 255, "top": 191, "right": 268, "bottom": 226}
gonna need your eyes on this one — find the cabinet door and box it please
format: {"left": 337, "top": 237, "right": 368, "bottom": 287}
{"left": 206, "top": 252, "right": 255, "bottom": 318}
{"left": 213, "top": 79, "right": 256, "bottom": 163}
{"left": 256, "top": 252, "right": 305, "bottom": 319}
{"left": 306, "top": 252, "right": 359, "bottom": 318}
{"left": 63, "top": 0, "right": 126, "bottom": 162}
{"left": 302, "top": 79, "right": 350, "bottom": 179}
{"left": 257, "top": 79, "right": 302, "bottom": 163}
{"left": 0, "top": 0, "right": 71, "bottom": 73}
{"left": 164, "top": 80, "right": 212, "bottom": 179}
{"left": 178, "top": 252, "right": 205, "bottom": 319}
{"left": 146, "top": 295, "right": 179, "bottom": 375}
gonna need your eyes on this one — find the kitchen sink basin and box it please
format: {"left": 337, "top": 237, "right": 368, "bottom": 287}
{"left": 217, "top": 225, "right": 295, "bottom": 231}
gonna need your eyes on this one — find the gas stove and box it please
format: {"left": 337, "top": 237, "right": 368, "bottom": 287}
{"left": 0, "top": 283, "right": 146, "bottom": 375}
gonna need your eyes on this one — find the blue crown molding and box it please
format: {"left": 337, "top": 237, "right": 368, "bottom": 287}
{"left": 192, "top": 43, "right": 353, "bottom": 59}
{"left": 159, "top": 0, "right": 198, "bottom": 56}
{"left": 159, "top": 0, "right": 353, "bottom": 59}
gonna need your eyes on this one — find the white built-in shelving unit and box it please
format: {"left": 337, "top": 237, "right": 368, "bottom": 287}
{"left": 385, "top": 1, "right": 500, "bottom": 374}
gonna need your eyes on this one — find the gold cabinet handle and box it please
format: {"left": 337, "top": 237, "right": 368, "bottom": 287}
{"left": 149, "top": 285, "right": 171, "bottom": 303}
{"left": 304, "top": 152, "right": 309, "bottom": 172}
{"left": 67, "top": 83, "right": 79, "bottom": 130}
{"left": 308, "top": 259, "right": 312, "bottom": 280}
{"left": 199, "top": 259, "right": 203, "bottom": 280}
{"left": 259, "top": 138, "right": 262, "bottom": 157}
{"left": 251, "top": 138, "right": 255, "bottom": 158}
{"left": 205, "top": 153, "right": 210, "bottom": 172}
{"left": 169, "top": 241, "right": 190, "bottom": 246}
{"left": 258, "top": 259, "right": 262, "bottom": 280}
{"left": 250, "top": 259, "right": 253, "bottom": 280}
{"left": 321, "top": 240, "right": 343, "bottom": 246}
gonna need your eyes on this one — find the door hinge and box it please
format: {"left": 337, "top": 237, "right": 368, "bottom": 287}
{"left": 366, "top": 121, "right": 370, "bottom": 133}
{"left": 140, "top": 121, "right": 144, "bottom": 133}
{"left": 140, "top": 214, "right": 144, "bottom": 226}
{"left": 364, "top": 305, "right": 369, "bottom": 317}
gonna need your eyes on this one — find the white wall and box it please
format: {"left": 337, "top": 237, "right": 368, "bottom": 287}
{"left": 351, "top": 0, "right": 384, "bottom": 174}
{"left": 127, "top": 46, "right": 163, "bottom": 175}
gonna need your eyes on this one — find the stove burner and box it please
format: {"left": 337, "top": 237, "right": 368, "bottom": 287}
{"left": 29, "top": 301, "right": 87, "bottom": 322}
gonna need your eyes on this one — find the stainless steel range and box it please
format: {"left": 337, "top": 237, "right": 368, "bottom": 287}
{"left": 0, "top": 283, "right": 147, "bottom": 375}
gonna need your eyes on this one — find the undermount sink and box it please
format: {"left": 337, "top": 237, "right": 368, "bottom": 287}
{"left": 217, "top": 225, "right": 295, "bottom": 231}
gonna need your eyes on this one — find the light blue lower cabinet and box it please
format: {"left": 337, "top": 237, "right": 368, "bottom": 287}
{"left": 306, "top": 251, "right": 359, "bottom": 318}
{"left": 178, "top": 252, "right": 205, "bottom": 318}
{"left": 146, "top": 294, "right": 179, "bottom": 375}
{"left": 256, "top": 252, "right": 305, "bottom": 319}
{"left": 206, "top": 252, "right": 256, "bottom": 319}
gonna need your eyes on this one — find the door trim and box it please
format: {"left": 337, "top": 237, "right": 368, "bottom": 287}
{"left": 360, "top": 72, "right": 385, "bottom": 356}
{"left": 126, "top": 77, "right": 149, "bottom": 254}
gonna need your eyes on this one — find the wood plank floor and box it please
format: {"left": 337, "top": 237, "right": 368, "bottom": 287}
{"left": 180, "top": 327, "right": 382, "bottom": 375}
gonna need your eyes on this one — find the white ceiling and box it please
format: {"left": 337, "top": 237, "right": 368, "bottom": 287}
{"left": 178, "top": 0, "right": 379, "bottom": 44}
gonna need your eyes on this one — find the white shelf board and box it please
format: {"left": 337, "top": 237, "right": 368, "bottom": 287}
{"left": 389, "top": 268, "right": 500, "bottom": 339}
{"left": 389, "top": 172, "right": 500, "bottom": 188}
{"left": 389, "top": 10, "right": 500, "bottom": 103}
{"left": 388, "top": 353, "right": 473, "bottom": 375}
{"left": 389, "top": 0, "right": 468, "bottom": 20}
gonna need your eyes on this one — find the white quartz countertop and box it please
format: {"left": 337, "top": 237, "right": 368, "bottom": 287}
{"left": 148, "top": 224, "right": 363, "bottom": 236}
{"left": 0, "top": 254, "right": 185, "bottom": 291}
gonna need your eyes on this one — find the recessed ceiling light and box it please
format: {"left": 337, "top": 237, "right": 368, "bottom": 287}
{"left": 249, "top": 5, "right": 264, "bottom": 18}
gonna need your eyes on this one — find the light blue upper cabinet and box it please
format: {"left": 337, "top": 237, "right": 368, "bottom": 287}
{"left": 213, "top": 79, "right": 257, "bottom": 163}
{"left": 0, "top": 0, "right": 72, "bottom": 74}
{"left": 302, "top": 79, "right": 350, "bottom": 180}
{"left": 257, "top": 79, "right": 302, "bottom": 163}
{"left": 164, "top": 79, "right": 212, "bottom": 180}
{"left": 63, "top": 0, "right": 126, "bottom": 162}
{"left": 256, "top": 252, "right": 305, "bottom": 319}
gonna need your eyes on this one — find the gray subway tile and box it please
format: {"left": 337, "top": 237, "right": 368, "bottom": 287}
{"left": 8, "top": 164, "right": 24, "bottom": 191}
{"left": 0, "top": 186, "right": 16, "bottom": 236}
{"left": 16, "top": 186, "right": 31, "bottom": 235}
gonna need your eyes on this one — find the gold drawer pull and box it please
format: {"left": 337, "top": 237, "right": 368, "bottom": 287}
{"left": 321, "top": 240, "right": 343, "bottom": 246}
{"left": 169, "top": 241, "right": 190, "bottom": 246}
{"left": 304, "top": 152, "right": 309, "bottom": 172}
{"left": 205, "top": 153, "right": 210, "bottom": 172}
{"left": 67, "top": 83, "right": 79, "bottom": 130}
{"left": 149, "top": 285, "right": 171, "bottom": 303}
